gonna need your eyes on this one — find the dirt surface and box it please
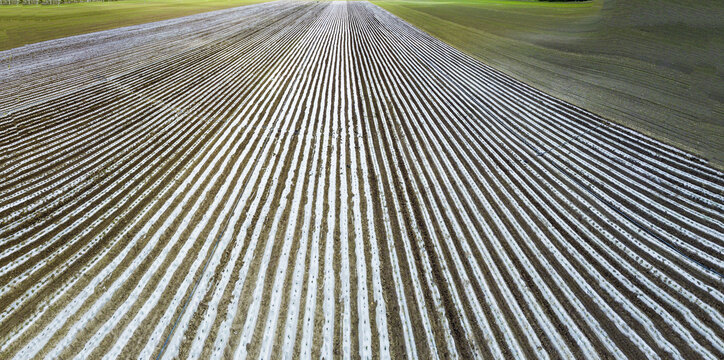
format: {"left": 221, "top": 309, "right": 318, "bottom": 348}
{"left": 373, "top": 0, "right": 724, "bottom": 170}
{"left": 0, "top": 1, "right": 722, "bottom": 359}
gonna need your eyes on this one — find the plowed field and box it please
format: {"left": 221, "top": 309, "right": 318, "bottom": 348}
{"left": 0, "top": 1, "right": 722, "bottom": 359}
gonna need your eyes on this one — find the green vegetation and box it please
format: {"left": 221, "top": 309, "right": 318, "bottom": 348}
{"left": 2, "top": 0, "right": 722, "bottom": 168}
{"left": 373, "top": 0, "right": 724, "bottom": 168}
{"left": 0, "top": 0, "right": 268, "bottom": 51}
{"left": 0, "top": 1, "right": 121, "bottom": 5}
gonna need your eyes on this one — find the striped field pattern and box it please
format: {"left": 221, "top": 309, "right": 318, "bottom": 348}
{"left": 0, "top": 1, "right": 722, "bottom": 358}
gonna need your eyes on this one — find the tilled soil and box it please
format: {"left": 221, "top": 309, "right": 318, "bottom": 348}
{"left": 0, "top": 1, "right": 722, "bottom": 359}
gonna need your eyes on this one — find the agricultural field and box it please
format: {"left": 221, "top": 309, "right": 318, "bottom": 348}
{"left": 373, "top": 0, "right": 724, "bottom": 169}
{"left": 0, "top": 0, "right": 723, "bottom": 359}
{"left": 0, "top": 0, "right": 270, "bottom": 51}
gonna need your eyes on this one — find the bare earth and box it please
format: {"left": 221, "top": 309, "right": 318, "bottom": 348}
{"left": 0, "top": 1, "right": 722, "bottom": 359}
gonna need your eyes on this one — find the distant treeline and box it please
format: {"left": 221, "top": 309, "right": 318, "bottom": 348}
{"left": 0, "top": 0, "right": 120, "bottom": 4}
